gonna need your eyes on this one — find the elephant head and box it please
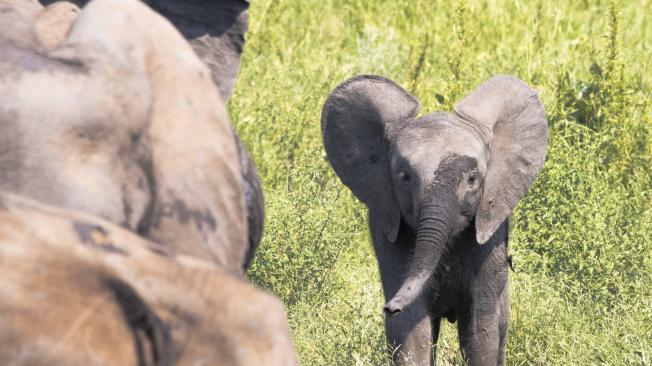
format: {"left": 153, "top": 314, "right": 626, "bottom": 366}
{"left": 0, "top": 0, "right": 250, "bottom": 273}
{"left": 322, "top": 75, "right": 548, "bottom": 314}
{"left": 33, "top": 0, "right": 263, "bottom": 272}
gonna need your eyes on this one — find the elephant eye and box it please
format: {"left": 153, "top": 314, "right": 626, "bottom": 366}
{"left": 467, "top": 175, "right": 476, "bottom": 186}
{"left": 398, "top": 171, "right": 410, "bottom": 183}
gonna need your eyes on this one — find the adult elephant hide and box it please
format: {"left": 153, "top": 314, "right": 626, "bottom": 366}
{"left": 38, "top": 0, "right": 249, "bottom": 102}
{"left": 136, "top": 0, "right": 265, "bottom": 269}
{"left": 0, "top": 192, "right": 297, "bottom": 366}
{"left": 0, "top": 0, "right": 253, "bottom": 273}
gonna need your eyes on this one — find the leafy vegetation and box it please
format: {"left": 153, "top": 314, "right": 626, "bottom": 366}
{"left": 230, "top": 0, "right": 652, "bottom": 364}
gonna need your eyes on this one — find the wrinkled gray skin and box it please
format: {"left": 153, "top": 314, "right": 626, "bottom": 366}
{"left": 36, "top": 0, "right": 263, "bottom": 270}
{"left": 322, "top": 75, "right": 548, "bottom": 365}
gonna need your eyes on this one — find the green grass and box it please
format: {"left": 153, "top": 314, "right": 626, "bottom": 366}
{"left": 229, "top": 0, "right": 652, "bottom": 364}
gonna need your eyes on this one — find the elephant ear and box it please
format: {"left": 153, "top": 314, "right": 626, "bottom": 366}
{"left": 321, "top": 75, "right": 419, "bottom": 242}
{"left": 454, "top": 75, "right": 548, "bottom": 244}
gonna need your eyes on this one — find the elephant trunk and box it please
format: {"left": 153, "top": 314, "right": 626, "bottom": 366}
{"left": 384, "top": 190, "right": 458, "bottom": 315}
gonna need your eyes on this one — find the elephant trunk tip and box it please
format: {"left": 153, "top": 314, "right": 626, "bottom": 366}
{"left": 383, "top": 271, "right": 429, "bottom": 317}
{"left": 384, "top": 296, "right": 406, "bottom": 316}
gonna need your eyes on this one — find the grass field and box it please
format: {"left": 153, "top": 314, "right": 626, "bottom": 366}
{"left": 229, "top": 1, "right": 652, "bottom": 364}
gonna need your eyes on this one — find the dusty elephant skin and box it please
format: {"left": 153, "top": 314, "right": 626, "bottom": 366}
{"left": 139, "top": 0, "right": 264, "bottom": 270}
{"left": 0, "top": 1, "right": 290, "bottom": 363}
{"left": 143, "top": 0, "right": 249, "bottom": 102}
{"left": 322, "top": 75, "right": 548, "bottom": 365}
{"left": 38, "top": 0, "right": 248, "bottom": 102}
{"left": 0, "top": 0, "right": 263, "bottom": 273}
{"left": 0, "top": 192, "right": 297, "bottom": 366}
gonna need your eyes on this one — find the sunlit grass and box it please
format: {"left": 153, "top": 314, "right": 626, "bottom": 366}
{"left": 230, "top": 0, "right": 652, "bottom": 364}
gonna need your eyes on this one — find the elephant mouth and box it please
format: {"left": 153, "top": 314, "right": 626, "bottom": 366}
{"left": 451, "top": 214, "right": 472, "bottom": 237}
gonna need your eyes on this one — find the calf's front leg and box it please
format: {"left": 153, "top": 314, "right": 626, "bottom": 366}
{"left": 457, "top": 282, "right": 509, "bottom": 366}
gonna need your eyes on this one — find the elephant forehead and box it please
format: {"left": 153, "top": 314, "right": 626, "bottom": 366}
{"left": 393, "top": 118, "right": 488, "bottom": 174}
{"left": 437, "top": 126, "right": 488, "bottom": 170}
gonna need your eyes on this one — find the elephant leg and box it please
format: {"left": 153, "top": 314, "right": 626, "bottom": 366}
{"left": 370, "top": 219, "right": 433, "bottom": 366}
{"left": 456, "top": 286, "right": 508, "bottom": 366}
{"left": 384, "top": 298, "right": 432, "bottom": 366}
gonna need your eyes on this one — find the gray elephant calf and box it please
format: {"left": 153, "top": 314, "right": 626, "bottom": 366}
{"left": 322, "top": 75, "right": 548, "bottom": 365}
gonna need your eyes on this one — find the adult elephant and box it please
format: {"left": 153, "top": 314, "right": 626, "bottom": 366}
{"left": 322, "top": 75, "right": 548, "bottom": 365}
{"left": 0, "top": 191, "right": 297, "bottom": 366}
{"left": 0, "top": 0, "right": 260, "bottom": 274}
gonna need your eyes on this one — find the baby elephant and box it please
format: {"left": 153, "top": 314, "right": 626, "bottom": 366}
{"left": 321, "top": 75, "right": 548, "bottom": 365}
